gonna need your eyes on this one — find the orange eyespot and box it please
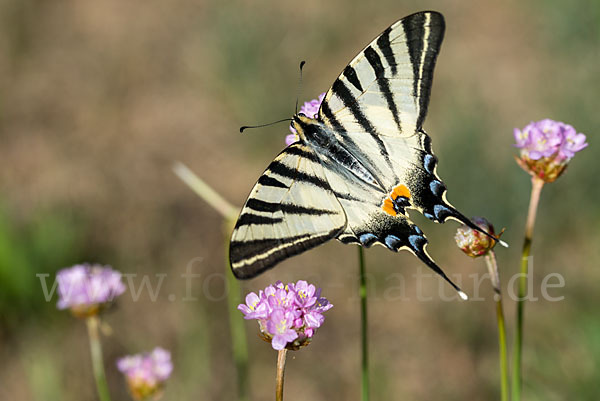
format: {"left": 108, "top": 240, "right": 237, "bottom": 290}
{"left": 382, "top": 198, "right": 397, "bottom": 216}
{"left": 382, "top": 184, "right": 411, "bottom": 217}
{"left": 392, "top": 184, "right": 411, "bottom": 200}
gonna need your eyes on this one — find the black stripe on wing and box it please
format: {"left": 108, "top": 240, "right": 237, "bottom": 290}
{"left": 246, "top": 198, "right": 339, "bottom": 216}
{"left": 230, "top": 228, "right": 342, "bottom": 279}
{"left": 330, "top": 78, "right": 396, "bottom": 178}
{"left": 376, "top": 27, "right": 396, "bottom": 75}
{"left": 257, "top": 175, "right": 288, "bottom": 188}
{"left": 230, "top": 142, "right": 348, "bottom": 279}
{"left": 268, "top": 152, "right": 363, "bottom": 202}
{"left": 401, "top": 12, "right": 445, "bottom": 129}
{"left": 235, "top": 214, "right": 283, "bottom": 227}
{"left": 343, "top": 65, "right": 364, "bottom": 92}
{"left": 282, "top": 143, "right": 321, "bottom": 162}
{"left": 269, "top": 160, "right": 330, "bottom": 190}
{"left": 319, "top": 102, "right": 365, "bottom": 162}
{"left": 364, "top": 45, "right": 402, "bottom": 132}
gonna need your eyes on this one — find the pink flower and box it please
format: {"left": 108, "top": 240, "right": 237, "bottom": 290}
{"left": 117, "top": 348, "right": 173, "bottom": 400}
{"left": 238, "top": 279, "right": 333, "bottom": 350}
{"left": 56, "top": 264, "right": 126, "bottom": 317}
{"left": 514, "top": 119, "right": 588, "bottom": 182}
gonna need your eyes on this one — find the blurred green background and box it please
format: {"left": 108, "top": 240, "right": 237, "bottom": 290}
{"left": 1, "top": 0, "right": 598, "bottom": 400}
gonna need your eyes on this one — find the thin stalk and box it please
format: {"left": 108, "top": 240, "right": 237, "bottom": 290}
{"left": 485, "top": 251, "right": 509, "bottom": 401}
{"left": 173, "top": 162, "right": 248, "bottom": 400}
{"left": 358, "top": 247, "right": 369, "bottom": 401}
{"left": 86, "top": 316, "right": 112, "bottom": 401}
{"left": 225, "top": 217, "right": 249, "bottom": 401}
{"left": 275, "top": 349, "right": 288, "bottom": 401}
{"left": 512, "top": 176, "right": 544, "bottom": 401}
{"left": 172, "top": 162, "right": 238, "bottom": 219}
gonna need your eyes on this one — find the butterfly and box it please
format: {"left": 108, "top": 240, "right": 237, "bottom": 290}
{"left": 229, "top": 11, "right": 503, "bottom": 295}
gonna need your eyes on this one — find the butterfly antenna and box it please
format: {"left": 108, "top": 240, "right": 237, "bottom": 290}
{"left": 239, "top": 118, "right": 292, "bottom": 133}
{"left": 295, "top": 60, "right": 306, "bottom": 114}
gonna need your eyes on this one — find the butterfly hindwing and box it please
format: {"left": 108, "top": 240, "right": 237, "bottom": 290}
{"left": 315, "top": 150, "right": 460, "bottom": 291}
{"left": 230, "top": 143, "right": 347, "bottom": 279}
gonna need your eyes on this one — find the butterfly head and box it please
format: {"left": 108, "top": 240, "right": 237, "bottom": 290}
{"left": 291, "top": 113, "right": 316, "bottom": 141}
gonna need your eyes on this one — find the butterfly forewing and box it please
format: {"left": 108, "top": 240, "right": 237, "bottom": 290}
{"left": 319, "top": 11, "right": 445, "bottom": 138}
{"left": 230, "top": 143, "right": 347, "bottom": 279}
{"left": 317, "top": 11, "right": 476, "bottom": 227}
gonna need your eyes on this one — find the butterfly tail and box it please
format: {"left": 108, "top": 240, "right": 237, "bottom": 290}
{"left": 405, "top": 234, "right": 467, "bottom": 299}
{"left": 379, "top": 219, "right": 467, "bottom": 298}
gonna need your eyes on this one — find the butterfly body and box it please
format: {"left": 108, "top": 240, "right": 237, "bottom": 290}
{"left": 293, "top": 114, "right": 385, "bottom": 192}
{"left": 230, "top": 11, "right": 497, "bottom": 292}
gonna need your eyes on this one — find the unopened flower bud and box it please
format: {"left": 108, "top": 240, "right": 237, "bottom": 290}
{"left": 455, "top": 217, "right": 499, "bottom": 258}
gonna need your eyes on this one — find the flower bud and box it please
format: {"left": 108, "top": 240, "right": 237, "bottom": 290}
{"left": 455, "top": 217, "right": 499, "bottom": 258}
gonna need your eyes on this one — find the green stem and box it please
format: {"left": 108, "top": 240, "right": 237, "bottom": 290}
{"left": 358, "top": 247, "right": 369, "bottom": 401}
{"left": 173, "top": 162, "right": 248, "bottom": 401}
{"left": 275, "top": 349, "right": 288, "bottom": 401}
{"left": 512, "top": 177, "right": 544, "bottom": 401}
{"left": 485, "top": 251, "right": 509, "bottom": 401}
{"left": 86, "top": 316, "right": 112, "bottom": 401}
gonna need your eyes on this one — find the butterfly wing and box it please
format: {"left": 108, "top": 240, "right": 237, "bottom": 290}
{"left": 230, "top": 143, "right": 347, "bottom": 279}
{"left": 318, "top": 11, "right": 488, "bottom": 234}
{"left": 319, "top": 11, "right": 443, "bottom": 138}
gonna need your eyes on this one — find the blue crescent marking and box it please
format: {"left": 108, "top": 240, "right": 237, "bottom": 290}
{"left": 434, "top": 204, "right": 451, "bottom": 220}
{"left": 429, "top": 180, "right": 444, "bottom": 196}
{"left": 423, "top": 154, "right": 436, "bottom": 174}
{"left": 359, "top": 233, "right": 378, "bottom": 246}
{"left": 384, "top": 235, "right": 402, "bottom": 250}
{"left": 408, "top": 235, "right": 425, "bottom": 251}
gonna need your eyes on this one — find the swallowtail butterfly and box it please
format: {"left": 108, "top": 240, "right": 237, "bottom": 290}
{"left": 229, "top": 11, "right": 502, "bottom": 295}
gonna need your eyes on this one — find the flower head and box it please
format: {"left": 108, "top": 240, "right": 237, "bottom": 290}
{"left": 455, "top": 217, "right": 501, "bottom": 258}
{"left": 286, "top": 93, "right": 326, "bottom": 145}
{"left": 238, "top": 279, "right": 333, "bottom": 351}
{"left": 514, "top": 119, "right": 587, "bottom": 182}
{"left": 56, "top": 264, "right": 126, "bottom": 317}
{"left": 117, "top": 348, "right": 173, "bottom": 400}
